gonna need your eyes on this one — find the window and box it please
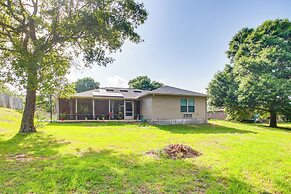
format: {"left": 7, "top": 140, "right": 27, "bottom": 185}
{"left": 180, "top": 98, "right": 195, "bottom": 113}
{"left": 180, "top": 98, "right": 187, "bottom": 112}
{"left": 188, "top": 98, "right": 195, "bottom": 112}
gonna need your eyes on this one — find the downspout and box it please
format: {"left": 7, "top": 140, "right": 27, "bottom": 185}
{"left": 205, "top": 97, "right": 208, "bottom": 123}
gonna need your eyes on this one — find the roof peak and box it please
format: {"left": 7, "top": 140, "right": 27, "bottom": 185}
{"left": 101, "top": 87, "right": 144, "bottom": 91}
{"left": 149, "top": 85, "right": 207, "bottom": 97}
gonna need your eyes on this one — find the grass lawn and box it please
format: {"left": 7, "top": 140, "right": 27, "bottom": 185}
{"left": 0, "top": 107, "right": 290, "bottom": 193}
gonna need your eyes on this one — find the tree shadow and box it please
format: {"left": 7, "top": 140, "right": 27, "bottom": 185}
{"left": 0, "top": 132, "right": 70, "bottom": 158}
{"left": 0, "top": 147, "right": 260, "bottom": 193}
{"left": 155, "top": 123, "right": 257, "bottom": 134}
{"left": 1, "top": 130, "right": 285, "bottom": 193}
{"left": 47, "top": 122, "right": 257, "bottom": 135}
{"left": 253, "top": 123, "right": 291, "bottom": 131}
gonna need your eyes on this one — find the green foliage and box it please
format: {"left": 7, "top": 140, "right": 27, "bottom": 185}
{"left": 224, "top": 107, "right": 253, "bottom": 121}
{"left": 128, "top": 75, "right": 164, "bottom": 91}
{"left": 234, "top": 19, "right": 291, "bottom": 118}
{"left": 58, "top": 83, "right": 76, "bottom": 99}
{"left": 74, "top": 77, "right": 100, "bottom": 93}
{"left": 208, "top": 19, "right": 291, "bottom": 125}
{"left": 226, "top": 28, "right": 253, "bottom": 63}
{"left": 207, "top": 65, "right": 249, "bottom": 121}
{"left": 36, "top": 83, "right": 75, "bottom": 115}
{"left": 0, "top": 0, "right": 147, "bottom": 131}
{"left": 0, "top": 107, "right": 291, "bottom": 193}
{"left": 0, "top": 0, "right": 148, "bottom": 90}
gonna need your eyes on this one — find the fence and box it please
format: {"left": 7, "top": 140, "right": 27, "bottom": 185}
{"left": 0, "top": 93, "right": 23, "bottom": 110}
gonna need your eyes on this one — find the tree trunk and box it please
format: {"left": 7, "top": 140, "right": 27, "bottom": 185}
{"left": 19, "top": 89, "right": 37, "bottom": 133}
{"left": 269, "top": 111, "right": 277, "bottom": 128}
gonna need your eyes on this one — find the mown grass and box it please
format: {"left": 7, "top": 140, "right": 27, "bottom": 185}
{"left": 0, "top": 107, "right": 290, "bottom": 193}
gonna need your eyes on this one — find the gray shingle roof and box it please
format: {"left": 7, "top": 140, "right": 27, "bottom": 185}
{"left": 139, "top": 85, "right": 207, "bottom": 97}
{"left": 72, "top": 86, "right": 207, "bottom": 99}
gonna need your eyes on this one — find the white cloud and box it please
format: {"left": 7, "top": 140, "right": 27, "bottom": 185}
{"left": 105, "top": 75, "right": 128, "bottom": 88}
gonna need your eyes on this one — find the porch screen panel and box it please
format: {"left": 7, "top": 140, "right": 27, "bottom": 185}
{"left": 77, "top": 99, "right": 93, "bottom": 119}
{"left": 94, "top": 99, "right": 109, "bottom": 119}
{"left": 59, "top": 99, "right": 70, "bottom": 114}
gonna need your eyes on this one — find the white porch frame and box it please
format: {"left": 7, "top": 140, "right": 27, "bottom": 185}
{"left": 58, "top": 98, "right": 137, "bottom": 121}
{"left": 124, "top": 100, "right": 134, "bottom": 120}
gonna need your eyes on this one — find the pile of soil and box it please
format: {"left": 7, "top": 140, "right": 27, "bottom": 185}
{"left": 145, "top": 144, "right": 201, "bottom": 160}
{"left": 164, "top": 144, "right": 201, "bottom": 159}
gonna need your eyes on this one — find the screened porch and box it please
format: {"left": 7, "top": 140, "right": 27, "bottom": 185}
{"left": 57, "top": 98, "right": 140, "bottom": 120}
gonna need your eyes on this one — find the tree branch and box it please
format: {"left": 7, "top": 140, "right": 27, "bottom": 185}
{"left": 6, "top": 0, "right": 24, "bottom": 23}
{"left": 31, "top": 0, "right": 38, "bottom": 16}
{"left": 0, "top": 47, "right": 15, "bottom": 52}
{"left": 0, "top": 21, "right": 18, "bottom": 32}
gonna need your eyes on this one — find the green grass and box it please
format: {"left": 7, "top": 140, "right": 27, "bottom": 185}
{"left": 0, "top": 107, "right": 290, "bottom": 193}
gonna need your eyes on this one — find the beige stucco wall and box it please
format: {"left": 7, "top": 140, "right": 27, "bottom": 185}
{"left": 140, "top": 96, "right": 153, "bottom": 120}
{"left": 140, "top": 95, "right": 207, "bottom": 122}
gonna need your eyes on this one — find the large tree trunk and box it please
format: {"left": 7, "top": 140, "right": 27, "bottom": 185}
{"left": 19, "top": 89, "right": 37, "bottom": 133}
{"left": 269, "top": 111, "right": 277, "bottom": 128}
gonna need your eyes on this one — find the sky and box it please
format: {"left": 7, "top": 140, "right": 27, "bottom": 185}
{"left": 68, "top": 0, "right": 291, "bottom": 93}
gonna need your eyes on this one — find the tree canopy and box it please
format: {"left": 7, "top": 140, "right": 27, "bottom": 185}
{"left": 128, "top": 75, "right": 164, "bottom": 91}
{"left": 207, "top": 19, "right": 291, "bottom": 127}
{"left": 74, "top": 77, "right": 100, "bottom": 93}
{"left": 0, "top": 0, "right": 148, "bottom": 132}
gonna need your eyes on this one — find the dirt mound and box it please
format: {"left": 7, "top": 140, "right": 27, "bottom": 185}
{"left": 164, "top": 144, "right": 201, "bottom": 159}
{"left": 145, "top": 144, "right": 201, "bottom": 160}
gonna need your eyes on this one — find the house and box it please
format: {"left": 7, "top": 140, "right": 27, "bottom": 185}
{"left": 207, "top": 109, "right": 227, "bottom": 120}
{"left": 56, "top": 85, "right": 208, "bottom": 124}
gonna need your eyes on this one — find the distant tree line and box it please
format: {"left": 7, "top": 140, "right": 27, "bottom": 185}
{"left": 73, "top": 75, "right": 164, "bottom": 93}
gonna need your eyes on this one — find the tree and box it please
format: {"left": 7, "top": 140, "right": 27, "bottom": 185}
{"left": 0, "top": 0, "right": 148, "bottom": 133}
{"left": 207, "top": 65, "right": 252, "bottom": 121}
{"left": 128, "top": 75, "right": 164, "bottom": 91}
{"left": 208, "top": 19, "right": 291, "bottom": 127}
{"left": 74, "top": 77, "right": 100, "bottom": 93}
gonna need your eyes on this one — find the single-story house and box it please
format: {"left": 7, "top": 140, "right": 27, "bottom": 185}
{"left": 56, "top": 85, "right": 208, "bottom": 124}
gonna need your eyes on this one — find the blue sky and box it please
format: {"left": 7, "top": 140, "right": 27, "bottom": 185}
{"left": 68, "top": 0, "right": 291, "bottom": 93}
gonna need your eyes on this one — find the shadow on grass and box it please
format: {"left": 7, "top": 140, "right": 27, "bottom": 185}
{"left": 155, "top": 123, "right": 257, "bottom": 134}
{"left": 47, "top": 122, "right": 258, "bottom": 135}
{"left": 0, "top": 148, "right": 256, "bottom": 193}
{"left": 0, "top": 132, "right": 70, "bottom": 157}
{"left": 0, "top": 132, "right": 281, "bottom": 193}
{"left": 253, "top": 123, "right": 291, "bottom": 131}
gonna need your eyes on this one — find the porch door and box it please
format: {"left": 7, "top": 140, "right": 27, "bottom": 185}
{"left": 124, "top": 101, "right": 134, "bottom": 120}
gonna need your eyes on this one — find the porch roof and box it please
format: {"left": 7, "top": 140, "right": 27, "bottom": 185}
{"left": 72, "top": 87, "right": 147, "bottom": 99}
